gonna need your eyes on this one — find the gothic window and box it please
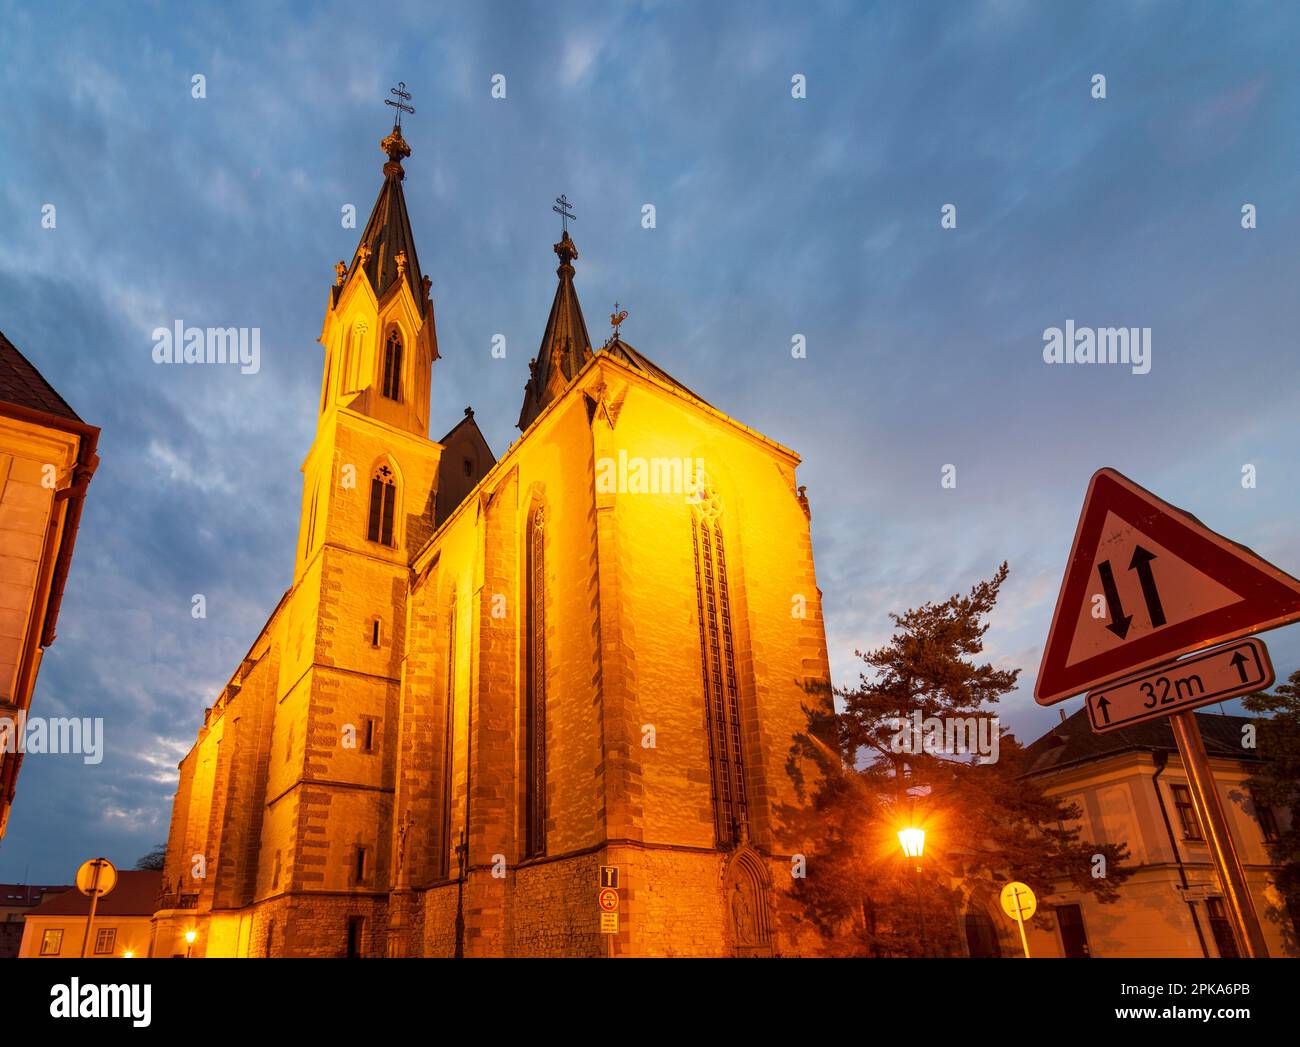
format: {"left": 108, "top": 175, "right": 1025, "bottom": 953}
{"left": 368, "top": 464, "right": 397, "bottom": 547}
{"left": 439, "top": 594, "right": 457, "bottom": 880}
{"left": 321, "top": 352, "right": 332, "bottom": 412}
{"left": 524, "top": 504, "right": 547, "bottom": 857}
{"left": 691, "top": 475, "right": 749, "bottom": 848}
{"left": 382, "top": 329, "right": 403, "bottom": 401}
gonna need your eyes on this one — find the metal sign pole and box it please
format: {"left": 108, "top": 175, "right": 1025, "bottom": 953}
{"left": 79, "top": 861, "right": 102, "bottom": 959}
{"left": 1168, "top": 712, "right": 1269, "bottom": 958}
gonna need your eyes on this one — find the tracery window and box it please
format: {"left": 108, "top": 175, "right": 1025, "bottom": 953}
{"left": 439, "top": 593, "right": 457, "bottom": 880}
{"left": 691, "top": 475, "right": 749, "bottom": 847}
{"left": 368, "top": 464, "right": 396, "bottom": 546}
{"left": 382, "top": 329, "right": 403, "bottom": 401}
{"left": 524, "top": 505, "right": 547, "bottom": 857}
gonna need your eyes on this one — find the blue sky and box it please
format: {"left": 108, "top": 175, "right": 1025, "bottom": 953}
{"left": 2, "top": 0, "right": 1299, "bottom": 881}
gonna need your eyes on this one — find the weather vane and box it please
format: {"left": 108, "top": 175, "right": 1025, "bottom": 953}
{"left": 385, "top": 81, "right": 415, "bottom": 127}
{"left": 610, "top": 302, "right": 628, "bottom": 337}
{"left": 553, "top": 194, "right": 576, "bottom": 235}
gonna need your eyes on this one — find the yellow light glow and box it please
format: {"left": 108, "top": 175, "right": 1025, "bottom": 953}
{"left": 185, "top": 930, "right": 197, "bottom": 944}
{"left": 123, "top": 950, "right": 135, "bottom": 958}
{"left": 898, "top": 827, "right": 926, "bottom": 859}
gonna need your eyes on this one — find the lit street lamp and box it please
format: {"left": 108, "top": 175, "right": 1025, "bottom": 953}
{"left": 897, "top": 827, "right": 929, "bottom": 957}
{"left": 185, "top": 929, "right": 197, "bottom": 959}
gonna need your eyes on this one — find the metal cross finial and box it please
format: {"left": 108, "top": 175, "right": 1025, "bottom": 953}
{"left": 610, "top": 302, "right": 628, "bottom": 337}
{"left": 385, "top": 81, "right": 415, "bottom": 127}
{"left": 553, "top": 194, "right": 576, "bottom": 235}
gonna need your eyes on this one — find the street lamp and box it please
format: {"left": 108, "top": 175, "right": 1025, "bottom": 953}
{"left": 123, "top": 950, "right": 135, "bottom": 959}
{"left": 184, "top": 929, "right": 196, "bottom": 959}
{"left": 897, "top": 827, "right": 929, "bottom": 957}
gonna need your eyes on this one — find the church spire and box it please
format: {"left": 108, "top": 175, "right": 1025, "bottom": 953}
{"left": 517, "top": 199, "right": 594, "bottom": 430}
{"left": 344, "top": 113, "right": 424, "bottom": 305}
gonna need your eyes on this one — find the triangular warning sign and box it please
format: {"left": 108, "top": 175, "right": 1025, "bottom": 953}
{"left": 1035, "top": 468, "right": 1300, "bottom": 705}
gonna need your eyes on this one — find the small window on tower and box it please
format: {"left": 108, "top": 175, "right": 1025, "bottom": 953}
{"left": 463, "top": 457, "right": 472, "bottom": 477}
{"left": 382, "top": 330, "right": 403, "bottom": 401}
{"left": 363, "top": 718, "right": 377, "bottom": 753}
{"left": 371, "top": 617, "right": 382, "bottom": 648}
{"left": 352, "top": 846, "right": 370, "bottom": 886}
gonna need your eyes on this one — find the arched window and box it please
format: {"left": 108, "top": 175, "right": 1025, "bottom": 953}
{"left": 439, "top": 592, "right": 457, "bottom": 880}
{"left": 381, "top": 329, "right": 403, "bottom": 401}
{"left": 524, "top": 504, "right": 547, "bottom": 857}
{"left": 368, "top": 463, "right": 397, "bottom": 546}
{"left": 692, "top": 474, "right": 749, "bottom": 848}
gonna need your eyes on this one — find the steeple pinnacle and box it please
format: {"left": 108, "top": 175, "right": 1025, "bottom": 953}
{"left": 341, "top": 95, "right": 424, "bottom": 305}
{"left": 517, "top": 214, "right": 594, "bottom": 431}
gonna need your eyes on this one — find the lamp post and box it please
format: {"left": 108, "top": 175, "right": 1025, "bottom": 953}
{"left": 898, "top": 827, "right": 928, "bottom": 958}
{"left": 184, "top": 929, "right": 196, "bottom": 959}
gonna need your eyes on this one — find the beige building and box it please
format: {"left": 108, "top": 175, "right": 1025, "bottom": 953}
{"left": 19, "top": 870, "right": 161, "bottom": 959}
{"left": 0, "top": 331, "right": 100, "bottom": 840}
{"left": 153, "top": 119, "right": 833, "bottom": 958}
{"left": 1007, "top": 708, "right": 1297, "bottom": 958}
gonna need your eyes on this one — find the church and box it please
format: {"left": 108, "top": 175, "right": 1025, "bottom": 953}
{"left": 152, "top": 114, "right": 834, "bottom": 958}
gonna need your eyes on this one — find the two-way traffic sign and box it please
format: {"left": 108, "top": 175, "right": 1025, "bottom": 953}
{"left": 1036, "top": 468, "right": 1300, "bottom": 706}
{"left": 1086, "top": 637, "right": 1274, "bottom": 734}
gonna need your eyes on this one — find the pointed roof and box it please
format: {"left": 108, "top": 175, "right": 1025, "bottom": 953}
{"left": 517, "top": 231, "right": 594, "bottom": 430}
{"left": 599, "top": 335, "right": 713, "bottom": 408}
{"left": 0, "top": 328, "right": 82, "bottom": 422}
{"left": 342, "top": 124, "right": 424, "bottom": 304}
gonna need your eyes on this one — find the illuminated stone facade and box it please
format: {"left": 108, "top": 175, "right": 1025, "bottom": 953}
{"left": 153, "top": 124, "right": 833, "bottom": 958}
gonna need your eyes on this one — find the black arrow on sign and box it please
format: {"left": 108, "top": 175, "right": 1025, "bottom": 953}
{"left": 1093, "top": 693, "right": 1111, "bottom": 724}
{"left": 1229, "top": 650, "right": 1250, "bottom": 684}
{"left": 1129, "top": 545, "right": 1166, "bottom": 628}
{"left": 1097, "top": 560, "right": 1131, "bottom": 638}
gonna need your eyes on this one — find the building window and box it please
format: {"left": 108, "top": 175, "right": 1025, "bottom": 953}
{"left": 440, "top": 594, "right": 457, "bottom": 880}
{"left": 463, "top": 457, "right": 472, "bottom": 477}
{"left": 1206, "top": 897, "right": 1240, "bottom": 958}
{"left": 40, "top": 929, "right": 63, "bottom": 956}
{"left": 346, "top": 916, "right": 365, "bottom": 959}
{"left": 94, "top": 927, "right": 116, "bottom": 955}
{"left": 1255, "top": 795, "right": 1280, "bottom": 843}
{"left": 691, "top": 476, "right": 749, "bottom": 848}
{"left": 381, "top": 330, "right": 403, "bottom": 401}
{"left": 363, "top": 717, "right": 377, "bottom": 753}
{"left": 1171, "top": 783, "right": 1203, "bottom": 841}
{"left": 272, "top": 850, "right": 281, "bottom": 889}
{"left": 352, "top": 845, "right": 370, "bottom": 886}
{"left": 368, "top": 464, "right": 397, "bottom": 546}
{"left": 370, "top": 616, "right": 382, "bottom": 648}
{"left": 265, "top": 919, "right": 275, "bottom": 958}
{"left": 524, "top": 505, "right": 547, "bottom": 858}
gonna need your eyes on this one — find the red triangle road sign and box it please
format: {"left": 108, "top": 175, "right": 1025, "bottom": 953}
{"left": 1036, "top": 468, "right": 1300, "bottom": 706}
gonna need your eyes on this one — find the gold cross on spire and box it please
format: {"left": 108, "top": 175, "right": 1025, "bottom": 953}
{"left": 553, "top": 194, "right": 576, "bottom": 235}
{"left": 385, "top": 81, "right": 415, "bottom": 127}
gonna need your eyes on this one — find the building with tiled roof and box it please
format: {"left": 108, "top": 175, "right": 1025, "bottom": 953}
{"left": 18, "top": 870, "right": 161, "bottom": 959}
{"left": 0, "top": 329, "right": 100, "bottom": 840}
{"left": 1005, "top": 706, "right": 1296, "bottom": 958}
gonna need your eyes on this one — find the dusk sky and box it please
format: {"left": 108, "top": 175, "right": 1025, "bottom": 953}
{"left": 2, "top": 0, "right": 1299, "bottom": 882}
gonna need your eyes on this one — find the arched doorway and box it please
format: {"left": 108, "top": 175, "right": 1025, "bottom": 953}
{"left": 724, "top": 847, "right": 774, "bottom": 957}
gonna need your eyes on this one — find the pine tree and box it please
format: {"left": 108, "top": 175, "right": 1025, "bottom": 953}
{"left": 786, "top": 563, "right": 1131, "bottom": 956}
